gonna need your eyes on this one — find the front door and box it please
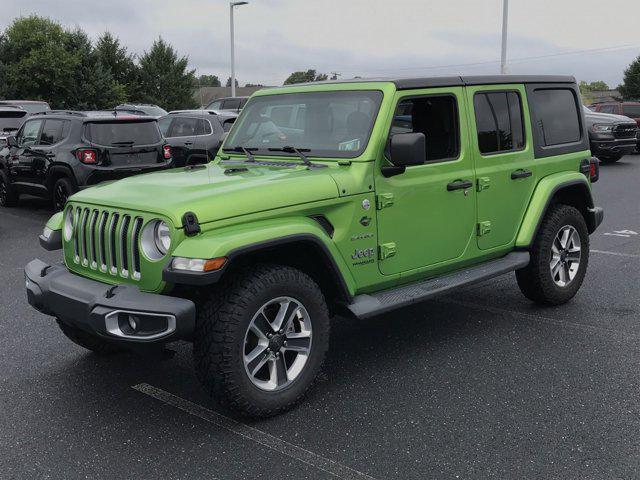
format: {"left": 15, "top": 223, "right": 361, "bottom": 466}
{"left": 10, "top": 118, "right": 43, "bottom": 185}
{"left": 465, "top": 85, "right": 537, "bottom": 250}
{"left": 375, "top": 88, "right": 477, "bottom": 276}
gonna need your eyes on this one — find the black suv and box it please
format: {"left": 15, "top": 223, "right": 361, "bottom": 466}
{"left": 158, "top": 110, "right": 237, "bottom": 166}
{"left": 0, "top": 111, "right": 173, "bottom": 211}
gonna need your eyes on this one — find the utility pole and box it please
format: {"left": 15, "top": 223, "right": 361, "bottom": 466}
{"left": 230, "top": 1, "right": 248, "bottom": 97}
{"left": 500, "top": 0, "right": 509, "bottom": 74}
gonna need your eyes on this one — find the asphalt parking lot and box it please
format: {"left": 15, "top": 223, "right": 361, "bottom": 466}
{"left": 1, "top": 156, "right": 639, "bottom": 480}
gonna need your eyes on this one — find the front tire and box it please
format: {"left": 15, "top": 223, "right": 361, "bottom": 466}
{"left": 516, "top": 204, "right": 589, "bottom": 306}
{"left": 194, "top": 264, "right": 330, "bottom": 417}
{"left": 57, "top": 319, "right": 121, "bottom": 355}
{"left": 52, "top": 177, "right": 75, "bottom": 212}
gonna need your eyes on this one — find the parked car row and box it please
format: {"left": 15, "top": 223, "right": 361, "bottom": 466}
{"left": 0, "top": 108, "right": 237, "bottom": 211}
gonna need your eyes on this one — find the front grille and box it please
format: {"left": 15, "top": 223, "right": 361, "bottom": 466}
{"left": 71, "top": 207, "right": 144, "bottom": 281}
{"left": 614, "top": 123, "right": 637, "bottom": 139}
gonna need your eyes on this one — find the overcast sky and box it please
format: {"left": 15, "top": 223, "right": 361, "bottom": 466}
{"left": 4, "top": 0, "right": 640, "bottom": 88}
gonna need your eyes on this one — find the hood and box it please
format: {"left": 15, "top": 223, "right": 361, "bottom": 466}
{"left": 70, "top": 162, "right": 340, "bottom": 226}
{"left": 585, "top": 111, "right": 636, "bottom": 124}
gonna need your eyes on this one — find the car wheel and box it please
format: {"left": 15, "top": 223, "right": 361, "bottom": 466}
{"left": 0, "top": 170, "right": 19, "bottom": 207}
{"left": 57, "top": 319, "right": 121, "bottom": 355}
{"left": 193, "top": 264, "right": 330, "bottom": 417}
{"left": 52, "top": 177, "right": 75, "bottom": 212}
{"left": 516, "top": 204, "right": 589, "bottom": 306}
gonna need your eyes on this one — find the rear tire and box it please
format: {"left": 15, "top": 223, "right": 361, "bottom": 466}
{"left": 57, "top": 319, "right": 121, "bottom": 355}
{"left": 193, "top": 264, "right": 330, "bottom": 418}
{"left": 0, "top": 170, "right": 19, "bottom": 207}
{"left": 516, "top": 204, "right": 589, "bottom": 306}
{"left": 52, "top": 177, "right": 75, "bottom": 212}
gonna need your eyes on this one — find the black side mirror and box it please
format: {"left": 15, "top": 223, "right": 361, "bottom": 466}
{"left": 382, "top": 132, "right": 425, "bottom": 177}
{"left": 6, "top": 135, "right": 17, "bottom": 148}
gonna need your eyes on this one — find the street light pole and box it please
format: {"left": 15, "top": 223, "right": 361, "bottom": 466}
{"left": 229, "top": 1, "right": 248, "bottom": 97}
{"left": 500, "top": 0, "right": 509, "bottom": 74}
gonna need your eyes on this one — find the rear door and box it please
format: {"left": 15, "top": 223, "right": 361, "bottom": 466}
{"left": 465, "top": 84, "right": 537, "bottom": 250}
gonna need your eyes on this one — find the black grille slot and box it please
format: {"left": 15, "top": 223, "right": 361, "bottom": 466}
{"left": 109, "top": 213, "right": 119, "bottom": 273}
{"left": 120, "top": 215, "right": 131, "bottom": 275}
{"left": 98, "top": 212, "right": 108, "bottom": 271}
{"left": 89, "top": 210, "right": 99, "bottom": 267}
{"left": 131, "top": 217, "right": 143, "bottom": 278}
{"left": 80, "top": 208, "right": 89, "bottom": 265}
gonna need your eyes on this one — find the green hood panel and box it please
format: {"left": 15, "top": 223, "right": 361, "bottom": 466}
{"left": 70, "top": 163, "right": 341, "bottom": 226}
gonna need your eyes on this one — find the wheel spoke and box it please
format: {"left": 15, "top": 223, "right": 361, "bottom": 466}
{"left": 283, "top": 336, "right": 310, "bottom": 352}
{"left": 550, "top": 254, "right": 561, "bottom": 271}
{"left": 557, "top": 262, "right": 567, "bottom": 284}
{"left": 559, "top": 228, "right": 571, "bottom": 249}
{"left": 272, "top": 300, "right": 299, "bottom": 332}
{"left": 563, "top": 262, "right": 572, "bottom": 282}
{"left": 246, "top": 347, "right": 270, "bottom": 376}
{"left": 567, "top": 251, "right": 581, "bottom": 262}
{"left": 551, "top": 261, "right": 563, "bottom": 279}
{"left": 274, "top": 356, "right": 288, "bottom": 386}
{"left": 251, "top": 312, "right": 273, "bottom": 340}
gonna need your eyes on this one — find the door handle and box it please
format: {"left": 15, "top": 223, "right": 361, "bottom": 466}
{"left": 511, "top": 169, "right": 532, "bottom": 180}
{"left": 184, "top": 141, "right": 193, "bottom": 146}
{"left": 447, "top": 179, "right": 473, "bottom": 191}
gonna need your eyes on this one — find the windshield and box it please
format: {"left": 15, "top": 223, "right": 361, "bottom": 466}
{"left": 225, "top": 90, "right": 383, "bottom": 159}
{"left": 84, "top": 120, "right": 161, "bottom": 146}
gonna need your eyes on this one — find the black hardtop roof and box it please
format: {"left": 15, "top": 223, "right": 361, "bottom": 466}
{"left": 30, "top": 110, "right": 157, "bottom": 122}
{"left": 287, "top": 74, "right": 576, "bottom": 90}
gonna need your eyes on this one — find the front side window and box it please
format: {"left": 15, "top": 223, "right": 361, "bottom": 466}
{"left": 533, "top": 89, "right": 581, "bottom": 146}
{"left": 18, "top": 119, "right": 43, "bottom": 147}
{"left": 623, "top": 105, "right": 640, "bottom": 118}
{"left": 473, "top": 91, "right": 525, "bottom": 154}
{"left": 599, "top": 105, "right": 616, "bottom": 114}
{"left": 222, "top": 99, "right": 241, "bottom": 110}
{"left": 390, "top": 95, "right": 460, "bottom": 163}
{"left": 225, "top": 90, "right": 383, "bottom": 158}
{"left": 207, "top": 100, "right": 222, "bottom": 110}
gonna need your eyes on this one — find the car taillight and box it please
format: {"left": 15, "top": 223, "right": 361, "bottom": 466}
{"left": 163, "top": 145, "right": 172, "bottom": 160}
{"left": 589, "top": 157, "right": 600, "bottom": 183}
{"left": 76, "top": 149, "right": 97, "bottom": 164}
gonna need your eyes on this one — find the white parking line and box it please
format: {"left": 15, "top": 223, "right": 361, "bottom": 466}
{"left": 592, "top": 249, "right": 640, "bottom": 259}
{"left": 132, "top": 383, "right": 378, "bottom": 480}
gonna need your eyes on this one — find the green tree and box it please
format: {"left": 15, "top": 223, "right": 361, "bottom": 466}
{"left": 619, "top": 55, "right": 640, "bottom": 100}
{"left": 579, "top": 80, "right": 609, "bottom": 94}
{"left": 94, "top": 31, "right": 138, "bottom": 100}
{"left": 225, "top": 76, "right": 239, "bottom": 87}
{"left": 0, "top": 16, "right": 122, "bottom": 109}
{"left": 283, "top": 69, "right": 328, "bottom": 85}
{"left": 197, "top": 74, "right": 221, "bottom": 87}
{"left": 137, "top": 37, "right": 197, "bottom": 110}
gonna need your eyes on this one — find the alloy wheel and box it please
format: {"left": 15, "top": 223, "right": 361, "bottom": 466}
{"left": 243, "top": 296, "right": 312, "bottom": 392}
{"left": 550, "top": 225, "right": 581, "bottom": 287}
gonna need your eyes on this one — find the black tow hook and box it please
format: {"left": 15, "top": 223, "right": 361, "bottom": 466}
{"left": 105, "top": 286, "right": 119, "bottom": 299}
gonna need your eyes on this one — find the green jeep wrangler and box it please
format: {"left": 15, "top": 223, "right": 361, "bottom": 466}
{"left": 26, "top": 75, "right": 603, "bottom": 417}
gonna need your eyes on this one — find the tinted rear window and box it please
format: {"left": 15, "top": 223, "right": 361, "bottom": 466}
{"left": 0, "top": 110, "right": 27, "bottom": 131}
{"left": 623, "top": 105, "right": 640, "bottom": 118}
{"left": 84, "top": 121, "right": 161, "bottom": 146}
{"left": 533, "top": 89, "right": 581, "bottom": 146}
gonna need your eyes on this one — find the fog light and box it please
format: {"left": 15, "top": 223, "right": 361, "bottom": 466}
{"left": 128, "top": 315, "right": 138, "bottom": 331}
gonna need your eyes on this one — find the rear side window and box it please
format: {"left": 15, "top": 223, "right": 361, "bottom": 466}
{"left": 623, "top": 105, "right": 640, "bottom": 118}
{"left": 533, "top": 89, "right": 581, "bottom": 146}
{"left": 390, "top": 95, "right": 459, "bottom": 163}
{"left": 223, "top": 118, "right": 236, "bottom": 132}
{"left": 207, "top": 100, "right": 222, "bottom": 110}
{"left": 223, "top": 99, "right": 241, "bottom": 110}
{"left": 39, "top": 119, "right": 68, "bottom": 146}
{"left": 473, "top": 91, "right": 525, "bottom": 154}
{"left": 84, "top": 121, "right": 161, "bottom": 146}
{"left": 168, "top": 117, "right": 197, "bottom": 137}
{"left": 196, "top": 119, "right": 213, "bottom": 135}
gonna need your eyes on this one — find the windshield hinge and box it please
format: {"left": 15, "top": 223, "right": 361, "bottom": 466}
{"left": 376, "top": 193, "right": 394, "bottom": 210}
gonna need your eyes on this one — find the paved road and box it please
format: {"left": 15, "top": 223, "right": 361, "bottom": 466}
{"left": 1, "top": 156, "right": 639, "bottom": 479}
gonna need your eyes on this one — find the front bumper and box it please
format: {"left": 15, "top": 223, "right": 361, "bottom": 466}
{"left": 25, "top": 259, "right": 195, "bottom": 345}
{"left": 590, "top": 138, "right": 637, "bottom": 157}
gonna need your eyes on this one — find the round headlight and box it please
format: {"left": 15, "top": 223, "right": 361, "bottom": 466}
{"left": 64, "top": 206, "right": 74, "bottom": 241}
{"left": 141, "top": 219, "right": 171, "bottom": 260}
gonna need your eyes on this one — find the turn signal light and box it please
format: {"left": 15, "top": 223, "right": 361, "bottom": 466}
{"left": 76, "top": 149, "right": 97, "bottom": 164}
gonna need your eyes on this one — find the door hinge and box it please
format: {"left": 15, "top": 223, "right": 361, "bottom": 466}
{"left": 477, "top": 221, "right": 492, "bottom": 237}
{"left": 376, "top": 193, "right": 394, "bottom": 210}
{"left": 477, "top": 177, "right": 491, "bottom": 192}
{"left": 378, "top": 242, "right": 397, "bottom": 260}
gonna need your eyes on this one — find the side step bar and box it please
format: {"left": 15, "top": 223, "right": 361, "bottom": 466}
{"left": 346, "top": 252, "right": 530, "bottom": 319}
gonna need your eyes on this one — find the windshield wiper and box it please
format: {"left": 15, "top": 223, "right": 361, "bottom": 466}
{"left": 268, "top": 146, "right": 312, "bottom": 168}
{"left": 222, "top": 145, "right": 258, "bottom": 162}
